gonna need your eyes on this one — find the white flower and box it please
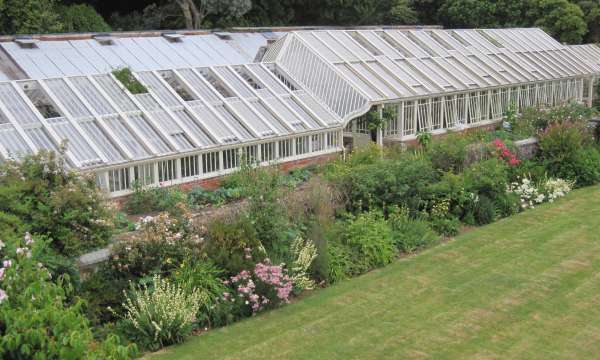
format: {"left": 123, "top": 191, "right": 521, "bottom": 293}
{"left": 24, "top": 232, "right": 33, "bottom": 246}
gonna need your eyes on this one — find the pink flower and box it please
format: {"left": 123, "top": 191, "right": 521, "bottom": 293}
{"left": 0, "top": 289, "right": 7, "bottom": 303}
{"left": 2, "top": 260, "right": 11, "bottom": 268}
{"left": 0, "top": 268, "right": 4, "bottom": 281}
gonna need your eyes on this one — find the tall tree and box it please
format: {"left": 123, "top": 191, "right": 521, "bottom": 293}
{"left": 527, "top": 0, "right": 588, "bottom": 43}
{"left": 175, "top": 0, "right": 251, "bottom": 29}
{"left": 0, "top": 0, "right": 63, "bottom": 34}
{"left": 575, "top": 0, "right": 600, "bottom": 42}
{"left": 58, "top": 4, "right": 111, "bottom": 33}
{"left": 438, "top": 0, "right": 525, "bottom": 28}
{"left": 386, "top": 0, "right": 419, "bottom": 25}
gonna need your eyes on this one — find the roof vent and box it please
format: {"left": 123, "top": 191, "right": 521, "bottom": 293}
{"left": 15, "top": 37, "right": 38, "bottom": 49}
{"left": 214, "top": 32, "right": 232, "bottom": 40}
{"left": 93, "top": 34, "right": 114, "bottom": 45}
{"left": 162, "top": 32, "right": 184, "bottom": 43}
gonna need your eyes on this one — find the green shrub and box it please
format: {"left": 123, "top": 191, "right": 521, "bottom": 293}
{"left": 429, "top": 217, "right": 461, "bottom": 237}
{"left": 388, "top": 207, "right": 439, "bottom": 253}
{"left": 427, "top": 133, "right": 469, "bottom": 172}
{"left": 224, "top": 164, "right": 291, "bottom": 252}
{"left": 81, "top": 268, "right": 128, "bottom": 326}
{"left": 493, "top": 192, "right": 521, "bottom": 218}
{"left": 427, "top": 172, "right": 472, "bottom": 219}
{"left": 571, "top": 147, "right": 600, "bottom": 186}
{"left": 112, "top": 68, "right": 147, "bottom": 94}
{"left": 0, "top": 233, "right": 136, "bottom": 359}
{"left": 0, "top": 151, "right": 113, "bottom": 255}
{"left": 341, "top": 210, "right": 395, "bottom": 275}
{"left": 124, "top": 183, "right": 186, "bottom": 214}
{"left": 58, "top": 4, "right": 111, "bottom": 32}
{"left": 329, "top": 153, "right": 438, "bottom": 213}
{"left": 118, "top": 275, "right": 201, "bottom": 351}
{"left": 172, "top": 260, "right": 229, "bottom": 328}
{"left": 537, "top": 121, "right": 600, "bottom": 186}
{"left": 473, "top": 195, "right": 497, "bottom": 225}
{"left": 205, "top": 215, "right": 264, "bottom": 275}
{"left": 187, "top": 187, "right": 242, "bottom": 207}
{"left": 509, "top": 159, "right": 547, "bottom": 183}
{"left": 464, "top": 158, "right": 509, "bottom": 199}
{"left": 325, "top": 238, "right": 353, "bottom": 284}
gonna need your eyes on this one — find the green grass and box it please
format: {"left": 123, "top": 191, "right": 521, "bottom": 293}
{"left": 151, "top": 185, "right": 600, "bottom": 360}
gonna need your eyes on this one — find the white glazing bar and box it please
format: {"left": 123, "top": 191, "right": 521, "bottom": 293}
{"left": 0, "top": 96, "right": 38, "bottom": 153}
{"left": 206, "top": 68, "right": 267, "bottom": 138}
{"left": 10, "top": 82, "right": 81, "bottom": 167}
{"left": 293, "top": 33, "right": 374, "bottom": 101}
{"left": 238, "top": 64, "right": 327, "bottom": 129}
{"left": 63, "top": 77, "right": 134, "bottom": 160}
{"left": 220, "top": 66, "right": 282, "bottom": 135}
{"left": 175, "top": 68, "right": 244, "bottom": 142}
{"left": 107, "top": 73, "right": 179, "bottom": 152}
{"left": 87, "top": 75, "right": 159, "bottom": 155}
{"left": 38, "top": 80, "right": 109, "bottom": 164}
{"left": 131, "top": 71, "right": 206, "bottom": 148}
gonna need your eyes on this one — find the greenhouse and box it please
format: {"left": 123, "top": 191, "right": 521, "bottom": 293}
{"left": 265, "top": 28, "right": 599, "bottom": 143}
{"left": 0, "top": 27, "right": 597, "bottom": 197}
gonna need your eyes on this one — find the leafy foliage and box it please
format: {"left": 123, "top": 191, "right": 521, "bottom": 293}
{"left": 112, "top": 68, "right": 147, "bottom": 94}
{"left": 117, "top": 275, "right": 201, "bottom": 351}
{"left": 340, "top": 210, "right": 395, "bottom": 275}
{"left": 0, "top": 151, "right": 113, "bottom": 255}
{"left": 388, "top": 206, "right": 439, "bottom": 253}
{"left": 58, "top": 3, "right": 111, "bottom": 32}
{"left": 0, "top": 232, "right": 135, "bottom": 359}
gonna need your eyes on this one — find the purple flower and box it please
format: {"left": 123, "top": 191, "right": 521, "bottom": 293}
{"left": 2, "top": 260, "right": 11, "bottom": 268}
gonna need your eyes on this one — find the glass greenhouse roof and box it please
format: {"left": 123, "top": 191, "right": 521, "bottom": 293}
{"left": 0, "top": 32, "right": 282, "bottom": 79}
{"left": 0, "top": 64, "right": 342, "bottom": 169}
{"left": 568, "top": 44, "right": 600, "bottom": 74}
{"left": 266, "top": 28, "right": 598, "bottom": 120}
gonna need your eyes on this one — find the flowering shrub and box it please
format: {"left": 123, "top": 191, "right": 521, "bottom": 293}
{"left": 0, "top": 232, "right": 135, "bottom": 358}
{"left": 83, "top": 210, "right": 201, "bottom": 325}
{"left": 491, "top": 138, "right": 520, "bottom": 166}
{"left": 290, "top": 237, "right": 318, "bottom": 291}
{"left": 0, "top": 150, "right": 114, "bottom": 255}
{"left": 542, "top": 178, "right": 573, "bottom": 202}
{"left": 117, "top": 275, "right": 202, "bottom": 351}
{"left": 508, "top": 177, "right": 573, "bottom": 209}
{"left": 508, "top": 178, "right": 545, "bottom": 209}
{"left": 111, "top": 211, "right": 201, "bottom": 280}
{"left": 224, "top": 257, "right": 294, "bottom": 316}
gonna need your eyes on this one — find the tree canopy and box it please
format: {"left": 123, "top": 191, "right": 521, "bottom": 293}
{"left": 0, "top": 0, "right": 598, "bottom": 44}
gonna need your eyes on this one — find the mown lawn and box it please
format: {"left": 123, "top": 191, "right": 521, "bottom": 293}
{"left": 151, "top": 185, "right": 600, "bottom": 360}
